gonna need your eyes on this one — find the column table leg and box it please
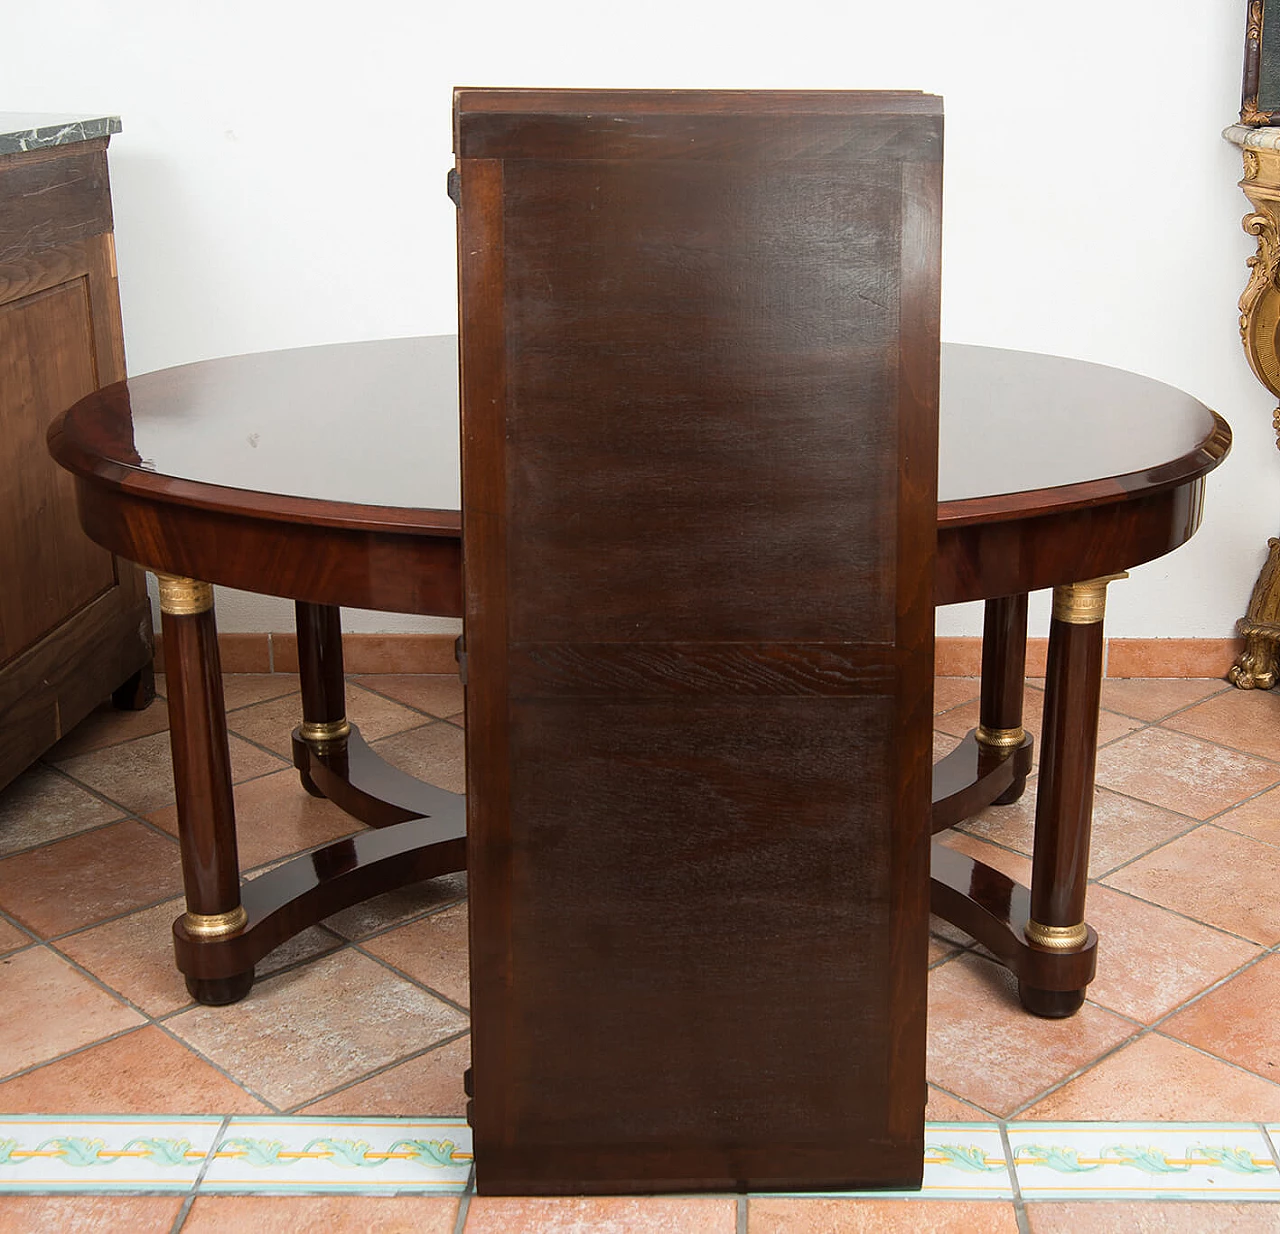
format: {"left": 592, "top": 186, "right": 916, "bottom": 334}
{"left": 977, "top": 593, "right": 1031, "bottom": 804}
{"left": 158, "top": 574, "right": 254, "bottom": 1005}
{"left": 1018, "top": 573, "right": 1124, "bottom": 1017}
{"left": 292, "top": 602, "right": 351, "bottom": 795}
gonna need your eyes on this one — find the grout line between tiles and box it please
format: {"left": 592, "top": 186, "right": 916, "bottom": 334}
{"left": 279, "top": 1027, "right": 472, "bottom": 1116}
{"left": 1263, "top": 1122, "right": 1280, "bottom": 1173}
{"left": 1084, "top": 875, "right": 1273, "bottom": 948}
{"left": 189, "top": 1114, "right": 233, "bottom": 1196}
{"left": 168, "top": 1193, "right": 196, "bottom": 1234}
{"left": 1145, "top": 948, "right": 1280, "bottom": 1032}
{"left": 452, "top": 1164, "right": 475, "bottom": 1233}
{"left": 147, "top": 1017, "right": 283, "bottom": 1114}
{"left": 0, "top": 1003, "right": 151, "bottom": 1088}
{"left": 349, "top": 943, "right": 471, "bottom": 1018}
{"left": 736, "top": 1193, "right": 748, "bottom": 1233}
{"left": 1144, "top": 1028, "right": 1280, "bottom": 1096}
{"left": 999, "top": 1121, "right": 1032, "bottom": 1234}
{"left": 1003, "top": 1025, "right": 1156, "bottom": 1121}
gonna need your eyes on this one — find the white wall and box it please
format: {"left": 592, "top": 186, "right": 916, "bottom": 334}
{"left": 11, "top": 0, "right": 1274, "bottom": 638}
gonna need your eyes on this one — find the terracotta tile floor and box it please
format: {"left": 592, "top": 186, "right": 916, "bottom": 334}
{"left": 3, "top": 673, "right": 1280, "bottom": 1228}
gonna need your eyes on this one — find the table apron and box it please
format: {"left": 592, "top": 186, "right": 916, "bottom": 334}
{"left": 935, "top": 479, "right": 1206, "bottom": 605}
{"left": 76, "top": 474, "right": 1205, "bottom": 618}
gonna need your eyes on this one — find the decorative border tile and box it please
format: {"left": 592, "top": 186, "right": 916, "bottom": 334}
{"left": 200, "top": 1117, "right": 471, "bottom": 1193}
{"left": 770, "top": 1124, "right": 1014, "bottom": 1199}
{"left": 0, "top": 1116, "right": 222, "bottom": 1192}
{"left": 3, "top": 1118, "right": 1279, "bottom": 1199}
{"left": 1008, "top": 1122, "right": 1280, "bottom": 1201}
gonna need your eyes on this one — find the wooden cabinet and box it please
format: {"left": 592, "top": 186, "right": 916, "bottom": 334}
{"left": 0, "top": 127, "right": 154, "bottom": 791}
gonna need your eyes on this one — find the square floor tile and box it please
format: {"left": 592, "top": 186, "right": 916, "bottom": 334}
{"left": 353, "top": 674, "right": 465, "bottom": 719}
{"left": 1008, "top": 1123, "right": 1280, "bottom": 1200}
{"left": 1215, "top": 783, "right": 1280, "bottom": 850}
{"left": 53, "top": 730, "right": 285, "bottom": 815}
{"left": 933, "top": 683, "right": 1045, "bottom": 745}
{"left": 1024, "top": 1200, "right": 1280, "bottom": 1232}
{"left": 747, "top": 1197, "right": 1021, "bottom": 1232}
{"left": 1079, "top": 885, "right": 1260, "bottom": 1024}
{"left": 0, "top": 1116, "right": 220, "bottom": 1192}
{"left": 1019, "top": 1033, "right": 1280, "bottom": 1121}
{"left": 322, "top": 873, "right": 467, "bottom": 941}
{"left": 296, "top": 1035, "right": 471, "bottom": 1118}
{"left": 181, "top": 1194, "right": 458, "bottom": 1232}
{"left": 370, "top": 724, "right": 466, "bottom": 795}
{"left": 466, "top": 1196, "right": 738, "bottom": 1233}
{"left": 0, "top": 1195, "right": 185, "bottom": 1231}
{"left": 0, "top": 1026, "right": 269, "bottom": 1115}
{"left": 932, "top": 678, "right": 980, "bottom": 715}
{"left": 220, "top": 674, "right": 301, "bottom": 712}
{"left": 202, "top": 1117, "right": 470, "bottom": 1192}
{"left": 54, "top": 898, "right": 341, "bottom": 1019}
{"left": 957, "top": 779, "right": 1197, "bottom": 879}
{"left": 226, "top": 687, "right": 424, "bottom": 759}
{"left": 44, "top": 699, "right": 170, "bottom": 761}
{"left": 1161, "top": 953, "right": 1280, "bottom": 1081}
{"left": 1094, "top": 728, "right": 1280, "bottom": 820}
{"left": 926, "top": 953, "right": 1136, "bottom": 1117}
{"left": 360, "top": 902, "right": 469, "bottom": 1008}
{"left": 1165, "top": 687, "right": 1280, "bottom": 763}
{"left": 145, "top": 767, "right": 361, "bottom": 871}
{"left": 1103, "top": 825, "right": 1280, "bottom": 944}
{"left": 165, "top": 949, "right": 468, "bottom": 1109}
{"left": 0, "top": 820, "right": 182, "bottom": 937}
{"left": 0, "top": 919, "right": 31, "bottom": 957}
{"left": 1098, "top": 678, "right": 1229, "bottom": 722}
{"left": 0, "top": 949, "right": 143, "bottom": 1079}
{"left": 0, "top": 766, "right": 124, "bottom": 857}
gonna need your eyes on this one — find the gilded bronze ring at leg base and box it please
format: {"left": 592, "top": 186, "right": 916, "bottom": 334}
{"left": 976, "top": 724, "right": 1025, "bottom": 749}
{"left": 1024, "top": 918, "right": 1089, "bottom": 951}
{"left": 183, "top": 905, "right": 248, "bottom": 939}
{"left": 300, "top": 718, "right": 351, "bottom": 745}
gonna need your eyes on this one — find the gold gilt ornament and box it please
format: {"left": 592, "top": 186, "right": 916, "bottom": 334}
{"left": 1231, "top": 137, "right": 1280, "bottom": 688}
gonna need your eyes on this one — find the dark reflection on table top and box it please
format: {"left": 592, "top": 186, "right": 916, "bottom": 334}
{"left": 91, "top": 335, "right": 1219, "bottom": 512}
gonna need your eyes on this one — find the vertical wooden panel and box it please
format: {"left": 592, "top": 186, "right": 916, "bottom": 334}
{"left": 0, "top": 278, "right": 116, "bottom": 664}
{"left": 458, "top": 90, "right": 942, "bottom": 1195}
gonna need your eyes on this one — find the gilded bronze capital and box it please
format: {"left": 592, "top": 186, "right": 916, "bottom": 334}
{"left": 156, "top": 574, "right": 214, "bottom": 616}
{"left": 1051, "top": 573, "right": 1128, "bottom": 626}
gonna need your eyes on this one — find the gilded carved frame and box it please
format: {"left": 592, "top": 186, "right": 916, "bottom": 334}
{"left": 1243, "top": 0, "right": 1280, "bottom": 125}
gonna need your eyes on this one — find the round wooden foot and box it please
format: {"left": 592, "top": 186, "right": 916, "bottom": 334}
{"left": 993, "top": 775, "right": 1028, "bottom": 805}
{"left": 186, "top": 969, "right": 255, "bottom": 1006}
{"left": 1018, "top": 982, "right": 1085, "bottom": 1018}
{"left": 298, "top": 769, "right": 326, "bottom": 798}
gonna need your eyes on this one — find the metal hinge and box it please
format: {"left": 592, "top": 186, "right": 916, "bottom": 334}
{"left": 447, "top": 167, "right": 461, "bottom": 207}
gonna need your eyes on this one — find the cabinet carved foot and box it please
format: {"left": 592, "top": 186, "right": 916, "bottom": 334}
{"left": 1231, "top": 537, "right": 1280, "bottom": 689}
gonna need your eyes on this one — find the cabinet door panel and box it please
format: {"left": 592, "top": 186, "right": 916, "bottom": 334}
{"left": 0, "top": 277, "right": 117, "bottom": 665}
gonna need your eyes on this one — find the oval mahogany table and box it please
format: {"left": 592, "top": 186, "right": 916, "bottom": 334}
{"left": 49, "top": 336, "right": 1231, "bottom": 1013}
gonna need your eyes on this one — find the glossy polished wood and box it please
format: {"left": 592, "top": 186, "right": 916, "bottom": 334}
{"left": 48, "top": 330, "right": 1229, "bottom": 1033}
{"left": 49, "top": 336, "right": 1229, "bottom": 612}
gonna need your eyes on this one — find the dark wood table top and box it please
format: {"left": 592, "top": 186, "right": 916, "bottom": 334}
{"left": 49, "top": 337, "right": 1231, "bottom": 612}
